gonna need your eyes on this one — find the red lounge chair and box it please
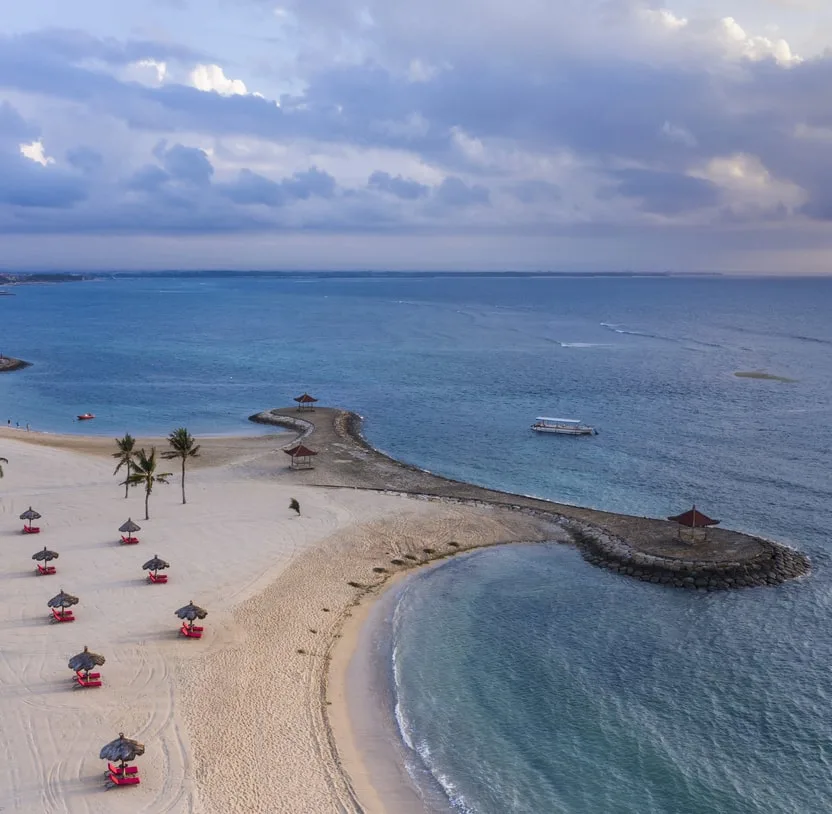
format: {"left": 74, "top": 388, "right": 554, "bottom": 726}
{"left": 180, "top": 625, "right": 202, "bottom": 639}
{"left": 37, "top": 563, "right": 57, "bottom": 576}
{"left": 108, "top": 763, "right": 138, "bottom": 775}
{"left": 109, "top": 772, "right": 140, "bottom": 786}
{"left": 148, "top": 573, "right": 168, "bottom": 584}
{"left": 76, "top": 670, "right": 101, "bottom": 680}
{"left": 51, "top": 608, "right": 75, "bottom": 622}
{"left": 75, "top": 675, "right": 102, "bottom": 688}
{"left": 121, "top": 536, "right": 139, "bottom": 544}
{"left": 23, "top": 526, "right": 41, "bottom": 534}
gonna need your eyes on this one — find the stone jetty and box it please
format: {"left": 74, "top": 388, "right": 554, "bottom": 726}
{"left": 251, "top": 406, "right": 810, "bottom": 590}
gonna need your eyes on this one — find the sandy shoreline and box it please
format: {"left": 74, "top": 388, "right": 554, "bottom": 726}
{"left": 0, "top": 407, "right": 809, "bottom": 813}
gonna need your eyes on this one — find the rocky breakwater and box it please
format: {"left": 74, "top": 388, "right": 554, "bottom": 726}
{"left": 571, "top": 522, "right": 809, "bottom": 590}
{"left": 0, "top": 355, "right": 31, "bottom": 373}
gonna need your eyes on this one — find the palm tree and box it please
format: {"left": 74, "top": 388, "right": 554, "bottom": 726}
{"left": 112, "top": 433, "right": 136, "bottom": 499}
{"left": 127, "top": 448, "right": 172, "bottom": 520}
{"left": 163, "top": 428, "right": 201, "bottom": 505}
{"left": 0, "top": 456, "right": 7, "bottom": 478}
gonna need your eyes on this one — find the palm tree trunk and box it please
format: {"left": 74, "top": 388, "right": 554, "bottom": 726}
{"left": 144, "top": 484, "right": 150, "bottom": 520}
{"left": 124, "top": 461, "right": 130, "bottom": 499}
{"left": 181, "top": 458, "right": 186, "bottom": 505}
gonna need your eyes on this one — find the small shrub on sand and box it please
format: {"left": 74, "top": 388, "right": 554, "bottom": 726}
{"left": 390, "top": 558, "right": 405, "bottom": 566}
{"left": 423, "top": 547, "right": 435, "bottom": 554}
{"left": 448, "top": 541, "right": 460, "bottom": 548}
{"left": 347, "top": 580, "right": 363, "bottom": 588}
{"left": 404, "top": 554, "right": 418, "bottom": 561}
{"left": 372, "top": 566, "right": 387, "bottom": 573}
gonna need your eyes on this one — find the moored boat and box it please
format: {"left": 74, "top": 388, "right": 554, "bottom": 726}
{"left": 531, "top": 417, "right": 596, "bottom": 435}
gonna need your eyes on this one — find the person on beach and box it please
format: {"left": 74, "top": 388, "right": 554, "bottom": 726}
{"left": 289, "top": 497, "right": 301, "bottom": 516}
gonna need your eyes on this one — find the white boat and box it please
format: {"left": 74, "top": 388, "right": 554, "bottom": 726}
{"left": 531, "top": 417, "right": 597, "bottom": 435}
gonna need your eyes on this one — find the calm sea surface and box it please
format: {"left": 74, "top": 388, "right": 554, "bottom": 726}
{"left": 2, "top": 274, "right": 831, "bottom": 812}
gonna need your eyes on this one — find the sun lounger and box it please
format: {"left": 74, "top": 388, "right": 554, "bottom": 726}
{"left": 180, "top": 624, "right": 202, "bottom": 639}
{"left": 148, "top": 572, "right": 168, "bottom": 584}
{"left": 121, "top": 536, "right": 139, "bottom": 544}
{"left": 191, "top": 624, "right": 204, "bottom": 632}
{"left": 37, "top": 563, "right": 56, "bottom": 575}
{"left": 75, "top": 675, "right": 102, "bottom": 688}
{"left": 108, "top": 763, "right": 138, "bottom": 775}
{"left": 76, "top": 670, "right": 101, "bottom": 680}
{"left": 51, "top": 608, "right": 75, "bottom": 622}
{"left": 23, "top": 526, "right": 41, "bottom": 534}
{"left": 108, "top": 772, "right": 140, "bottom": 786}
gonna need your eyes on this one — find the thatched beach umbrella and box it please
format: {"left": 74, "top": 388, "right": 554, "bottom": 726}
{"left": 48, "top": 589, "right": 79, "bottom": 610}
{"left": 142, "top": 555, "right": 169, "bottom": 578}
{"left": 99, "top": 732, "right": 145, "bottom": 769}
{"left": 119, "top": 518, "right": 141, "bottom": 535}
{"left": 68, "top": 645, "right": 105, "bottom": 677}
{"left": 175, "top": 601, "right": 207, "bottom": 623}
{"left": 32, "top": 547, "right": 59, "bottom": 563}
{"left": 20, "top": 507, "right": 41, "bottom": 531}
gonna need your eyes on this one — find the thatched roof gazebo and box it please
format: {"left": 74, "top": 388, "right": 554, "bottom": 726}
{"left": 69, "top": 645, "right": 106, "bottom": 684}
{"left": 143, "top": 555, "right": 170, "bottom": 584}
{"left": 48, "top": 588, "right": 79, "bottom": 622}
{"left": 284, "top": 444, "right": 318, "bottom": 470}
{"left": 176, "top": 600, "right": 207, "bottom": 638}
{"left": 32, "top": 546, "right": 59, "bottom": 575}
{"left": 119, "top": 518, "right": 141, "bottom": 545}
{"left": 668, "top": 505, "right": 720, "bottom": 542}
{"left": 20, "top": 507, "right": 42, "bottom": 534}
{"left": 100, "top": 732, "right": 145, "bottom": 769}
{"left": 293, "top": 393, "right": 318, "bottom": 412}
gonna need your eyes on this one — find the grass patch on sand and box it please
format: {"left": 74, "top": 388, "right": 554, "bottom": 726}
{"left": 734, "top": 371, "right": 797, "bottom": 383}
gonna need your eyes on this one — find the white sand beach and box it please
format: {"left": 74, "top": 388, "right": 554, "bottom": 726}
{"left": 0, "top": 427, "right": 560, "bottom": 813}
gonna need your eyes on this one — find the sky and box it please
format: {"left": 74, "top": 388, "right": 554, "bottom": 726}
{"left": 2, "top": 0, "right": 832, "bottom": 272}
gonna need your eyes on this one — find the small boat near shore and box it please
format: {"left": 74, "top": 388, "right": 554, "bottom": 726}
{"left": 77, "top": 413, "right": 95, "bottom": 421}
{"left": 531, "top": 417, "right": 597, "bottom": 435}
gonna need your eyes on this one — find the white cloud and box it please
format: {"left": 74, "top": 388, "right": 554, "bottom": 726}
{"left": 719, "top": 16, "right": 801, "bottom": 65}
{"left": 19, "top": 139, "right": 55, "bottom": 166}
{"left": 189, "top": 64, "right": 249, "bottom": 96}
{"left": 641, "top": 8, "right": 689, "bottom": 31}
{"left": 133, "top": 58, "right": 167, "bottom": 84}
{"left": 693, "top": 153, "right": 807, "bottom": 214}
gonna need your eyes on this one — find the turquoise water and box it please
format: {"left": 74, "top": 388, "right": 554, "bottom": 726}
{"left": 2, "top": 274, "right": 831, "bottom": 811}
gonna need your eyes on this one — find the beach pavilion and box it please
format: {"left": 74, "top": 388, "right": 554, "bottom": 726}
{"left": 293, "top": 393, "right": 318, "bottom": 412}
{"left": 667, "top": 505, "right": 720, "bottom": 542}
{"left": 283, "top": 444, "right": 318, "bottom": 470}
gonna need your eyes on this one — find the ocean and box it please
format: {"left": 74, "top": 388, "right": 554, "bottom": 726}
{"left": 2, "top": 273, "right": 831, "bottom": 812}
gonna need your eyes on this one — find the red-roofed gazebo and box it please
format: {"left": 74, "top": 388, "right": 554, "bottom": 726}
{"left": 284, "top": 444, "right": 318, "bottom": 470}
{"left": 294, "top": 393, "right": 318, "bottom": 412}
{"left": 668, "top": 505, "right": 720, "bottom": 542}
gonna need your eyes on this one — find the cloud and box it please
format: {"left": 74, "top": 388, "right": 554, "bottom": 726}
{"left": 19, "top": 139, "right": 55, "bottom": 166}
{"left": 607, "top": 169, "right": 720, "bottom": 215}
{"left": 435, "top": 176, "right": 489, "bottom": 207}
{"left": 0, "top": 4, "right": 829, "bottom": 267}
{"left": 66, "top": 146, "right": 103, "bottom": 174}
{"left": 0, "top": 153, "right": 87, "bottom": 208}
{"left": 154, "top": 141, "right": 214, "bottom": 184}
{"left": 189, "top": 64, "right": 248, "bottom": 96}
{"left": 367, "top": 170, "right": 429, "bottom": 199}
{"left": 509, "top": 180, "right": 561, "bottom": 204}
{"left": 218, "top": 166, "right": 337, "bottom": 207}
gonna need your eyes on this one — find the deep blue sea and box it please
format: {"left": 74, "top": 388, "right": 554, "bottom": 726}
{"left": 2, "top": 274, "right": 831, "bottom": 812}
